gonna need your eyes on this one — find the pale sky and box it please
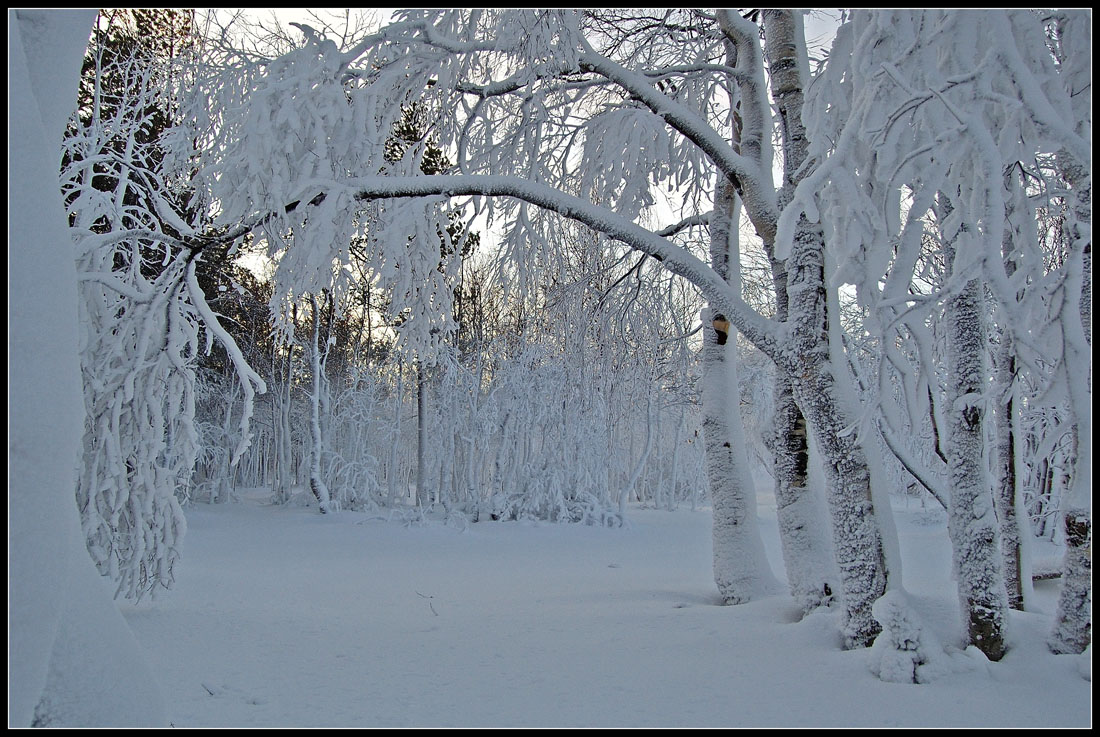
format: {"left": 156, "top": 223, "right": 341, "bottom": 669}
{"left": 234, "top": 8, "right": 841, "bottom": 57}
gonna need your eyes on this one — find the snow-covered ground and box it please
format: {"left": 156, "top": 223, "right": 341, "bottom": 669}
{"left": 122, "top": 481, "right": 1090, "bottom": 728}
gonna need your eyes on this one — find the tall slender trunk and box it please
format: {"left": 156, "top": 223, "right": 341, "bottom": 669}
{"left": 273, "top": 340, "right": 294, "bottom": 503}
{"left": 308, "top": 293, "right": 331, "bottom": 513}
{"left": 704, "top": 177, "right": 780, "bottom": 604}
{"left": 992, "top": 331, "right": 1024, "bottom": 610}
{"left": 991, "top": 177, "right": 1028, "bottom": 610}
{"left": 762, "top": 9, "right": 840, "bottom": 612}
{"left": 1049, "top": 153, "right": 1092, "bottom": 653}
{"left": 620, "top": 385, "right": 655, "bottom": 518}
{"left": 944, "top": 271, "right": 1007, "bottom": 660}
{"left": 786, "top": 215, "right": 889, "bottom": 649}
{"left": 387, "top": 370, "right": 403, "bottom": 507}
{"left": 416, "top": 361, "right": 430, "bottom": 509}
{"left": 435, "top": 369, "right": 456, "bottom": 514}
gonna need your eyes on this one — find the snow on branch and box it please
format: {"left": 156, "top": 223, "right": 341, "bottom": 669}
{"left": 241, "top": 173, "right": 779, "bottom": 367}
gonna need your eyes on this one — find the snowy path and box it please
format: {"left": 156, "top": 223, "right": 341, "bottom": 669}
{"left": 122, "top": 492, "right": 1090, "bottom": 727}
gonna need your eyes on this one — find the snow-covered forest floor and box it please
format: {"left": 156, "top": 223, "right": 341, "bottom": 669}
{"left": 122, "top": 474, "right": 1090, "bottom": 728}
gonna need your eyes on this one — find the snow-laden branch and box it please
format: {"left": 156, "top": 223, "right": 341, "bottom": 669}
{"left": 577, "top": 42, "right": 780, "bottom": 240}
{"left": 875, "top": 419, "right": 948, "bottom": 509}
{"left": 642, "top": 62, "right": 747, "bottom": 83}
{"left": 194, "top": 171, "right": 778, "bottom": 366}
{"left": 657, "top": 212, "right": 711, "bottom": 238}
{"left": 340, "top": 174, "right": 781, "bottom": 363}
{"left": 185, "top": 262, "right": 266, "bottom": 465}
{"left": 77, "top": 271, "right": 157, "bottom": 302}
{"left": 988, "top": 13, "right": 1091, "bottom": 170}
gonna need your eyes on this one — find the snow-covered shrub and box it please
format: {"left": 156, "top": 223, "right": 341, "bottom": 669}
{"left": 869, "top": 590, "right": 944, "bottom": 684}
{"left": 322, "top": 375, "right": 389, "bottom": 511}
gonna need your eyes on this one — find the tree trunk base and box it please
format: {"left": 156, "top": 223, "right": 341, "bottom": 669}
{"left": 1049, "top": 511, "right": 1092, "bottom": 654}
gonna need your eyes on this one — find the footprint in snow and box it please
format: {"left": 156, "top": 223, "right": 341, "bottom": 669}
{"left": 201, "top": 683, "right": 268, "bottom": 706}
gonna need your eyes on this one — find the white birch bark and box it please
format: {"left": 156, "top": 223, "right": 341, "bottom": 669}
{"left": 1049, "top": 152, "right": 1092, "bottom": 653}
{"left": 276, "top": 345, "right": 294, "bottom": 503}
{"left": 704, "top": 177, "right": 780, "bottom": 604}
{"left": 944, "top": 275, "right": 1008, "bottom": 661}
{"left": 387, "top": 372, "right": 403, "bottom": 507}
{"left": 785, "top": 216, "right": 889, "bottom": 648}
{"left": 308, "top": 293, "right": 332, "bottom": 513}
{"left": 761, "top": 9, "right": 841, "bottom": 613}
{"left": 991, "top": 326, "right": 1025, "bottom": 610}
{"left": 990, "top": 171, "right": 1030, "bottom": 610}
{"left": 416, "top": 361, "right": 431, "bottom": 509}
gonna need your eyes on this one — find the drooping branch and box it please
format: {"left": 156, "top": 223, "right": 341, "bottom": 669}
{"left": 577, "top": 44, "right": 780, "bottom": 242}
{"left": 207, "top": 174, "right": 781, "bottom": 368}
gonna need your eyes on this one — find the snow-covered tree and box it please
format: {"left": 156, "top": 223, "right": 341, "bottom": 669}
{"left": 10, "top": 8, "right": 168, "bottom": 726}
{"left": 759, "top": 9, "right": 842, "bottom": 613}
{"left": 61, "top": 12, "right": 264, "bottom": 599}
{"left": 703, "top": 172, "right": 781, "bottom": 602}
{"left": 795, "top": 9, "right": 1090, "bottom": 658}
{"left": 1045, "top": 10, "right": 1092, "bottom": 656}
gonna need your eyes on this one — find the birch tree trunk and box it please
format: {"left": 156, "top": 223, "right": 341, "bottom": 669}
{"left": 945, "top": 275, "right": 1008, "bottom": 660}
{"left": 1049, "top": 153, "right": 1092, "bottom": 654}
{"left": 387, "top": 370, "right": 403, "bottom": 507}
{"left": 703, "top": 177, "right": 780, "bottom": 604}
{"left": 991, "top": 327, "right": 1025, "bottom": 610}
{"left": 308, "top": 293, "right": 331, "bottom": 513}
{"left": 762, "top": 9, "right": 841, "bottom": 613}
{"left": 988, "top": 171, "right": 1028, "bottom": 609}
{"left": 785, "top": 216, "right": 889, "bottom": 649}
{"left": 273, "top": 313, "right": 296, "bottom": 504}
{"left": 416, "top": 361, "right": 430, "bottom": 509}
{"left": 713, "top": 9, "right": 887, "bottom": 641}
